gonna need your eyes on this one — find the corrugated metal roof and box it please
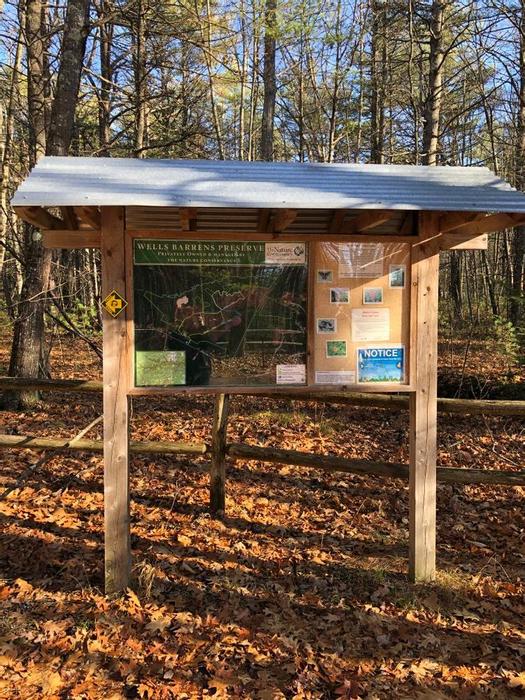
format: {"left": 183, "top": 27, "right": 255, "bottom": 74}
{"left": 12, "top": 156, "right": 525, "bottom": 212}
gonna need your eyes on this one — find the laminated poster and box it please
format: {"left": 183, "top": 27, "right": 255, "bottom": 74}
{"left": 135, "top": 350, "right": 186, "bottom": 386}
{"left": 357, "top": 346, "right": 405, "bottom": 383}
{"left": 276, "top": 364, "right": 306, "bottom": 384}
{"left": 133, "top": 239, "right": 308, "bottom": 388}
{"left": 351, "top": 308, "right": 390, "bottom": 342}
{"left": 339, "top": 243, "right": 384, "bottom": 278}
{"left": 315, "top": 370, "right": 356, "bottom": 384}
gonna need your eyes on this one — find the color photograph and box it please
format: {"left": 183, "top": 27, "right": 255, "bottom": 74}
{"left": 363, "top": 287, "right": 383, "bottom": 304}
{"left": 317, "top": 318, "right": 337, "bottom": 333}
{"left": 389, "top": 264, "right": 406, "bottom": 288}
{"left": 317, "top": 269, "right": 333, "bottom": 282}
{"left": 326, "top": 340, "right": 347, "bottom": 357}
{"left": 330, "top": 287, "right": 349, "bottom": 303}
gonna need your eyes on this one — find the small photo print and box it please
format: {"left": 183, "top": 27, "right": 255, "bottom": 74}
{"left": 317, "top": 269, "right": 333, "bottom": 283}
{"left": 363, "top": 286, "right": 383, "bottom": 304}
{"left": 317, "top": 318, "right": 337, "bottom": 334}
{"left": 326, "top": 340, "right": 347, "bottom": 358}
{"left": 330, "top": 287, "right": 350, "bottom": 303}
{"left": 389, "top": 264, "right": 406, "bottom": 288}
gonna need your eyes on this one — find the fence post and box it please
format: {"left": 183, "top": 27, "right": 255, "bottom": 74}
{"left": 101, "top": 206, "right": 131, "bottom": 594}
{"left": 409, "top": 211, "right": 440, "bottom": 583}
{"left": 210, "top": 393, "right": 230, "bottom": 515}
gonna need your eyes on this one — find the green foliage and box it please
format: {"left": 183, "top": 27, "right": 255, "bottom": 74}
{"left": 68, "top": 300, "right": 100, "bottom": 335}
{"left": 491, "top": 316, "right": 521, "bottom": 369}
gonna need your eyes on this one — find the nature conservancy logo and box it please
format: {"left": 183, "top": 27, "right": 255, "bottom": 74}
{"left": 265, "top": 242, "right": 306, "bottom": 264}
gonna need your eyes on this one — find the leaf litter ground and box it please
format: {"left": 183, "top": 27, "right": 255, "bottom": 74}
{"left": 0, "top": 334, "right": 524, "bottom": 699}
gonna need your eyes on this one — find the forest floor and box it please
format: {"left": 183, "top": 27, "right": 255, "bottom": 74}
{"left": 0, "top": 327, "right": 524, "bottom": 699}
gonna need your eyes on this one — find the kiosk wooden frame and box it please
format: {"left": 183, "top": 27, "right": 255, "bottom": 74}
{"left": 12, "top": 157, "right": 525, "bottom": 593}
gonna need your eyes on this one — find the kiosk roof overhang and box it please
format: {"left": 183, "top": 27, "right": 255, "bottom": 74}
{"left": 12, "top": 156, "right": 525, "bottom": 213}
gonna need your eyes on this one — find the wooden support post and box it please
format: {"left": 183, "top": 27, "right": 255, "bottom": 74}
{"left": 101, "top": 207, "right": 130, "bottom": 594}
{"left": 409, "top": 212, "right": 440, "bottom": 582}
{"left": 210, "top": 393, "right": 230, "bottom": 515}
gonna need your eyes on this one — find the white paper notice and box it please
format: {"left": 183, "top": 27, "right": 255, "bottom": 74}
{"left": 276, "top": 364, "right": 306, "bottom": 384}
{"left": 315, "top": 371, "right": 356, "bottom": 384}
{"left": 339, "top": 242, "right": 384, "bottom": 278}
{"left": 265, "top": 242, "right": 306, "bottom": 264}
{"left": 351, "top": 308, "right": 390, "bottom": 341}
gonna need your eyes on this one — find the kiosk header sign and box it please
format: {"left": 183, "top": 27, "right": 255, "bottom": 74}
{"left": 134, "top": 240, "right": 306, "bottom": 266}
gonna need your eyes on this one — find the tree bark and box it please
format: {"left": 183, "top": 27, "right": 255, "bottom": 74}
{"left": 97, "top": 0, "right": 113, "bottom": 156}
{"left": 260, "top": 0, "right": 277, "bottom": 161}
{"left": 47, "top": 0, "right": 91, "bottom": 156}
{"left": 370, "top": 0, "right": 386, "bottom": 163}
{"left": 0, "top": 0, "right": 25, "bottom": 274}
{"left": 510, "top": 0, "right": 525, "bottom": 328}
{"left": 5, "top": 0, "right": 91, "bottom": 409}
{"left": 133, "top": 0, "right": 148, "bottom": 157}
{"left": 422, "top": 0, "right": 445, "bottom": 166}
{"left": 26, "top": 0, "right": 46, "bottom": 161}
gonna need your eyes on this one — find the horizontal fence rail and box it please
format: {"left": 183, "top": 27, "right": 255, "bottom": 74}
{"left": 0, "top": 434, "right": 207, "bottom": 455}
{"left": 1, "top": 377, "right": 524, "bottom": 416}
{"left": 0, "top": 432, "right": 524, "bottom": 487}
{"left": 1, "top": 376, "right": 524, "bottom": 489}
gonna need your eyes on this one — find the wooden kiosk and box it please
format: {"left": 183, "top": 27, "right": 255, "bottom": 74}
{"left": 12, "top": 158, "right": 525, "bottom": 593}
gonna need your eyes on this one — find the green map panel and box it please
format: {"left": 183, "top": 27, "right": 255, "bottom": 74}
{"left": 135, "top": 350, "right": 186, "bottom": 386}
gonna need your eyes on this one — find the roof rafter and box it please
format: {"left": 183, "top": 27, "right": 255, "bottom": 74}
{"left": 15, "top": 206, "right": 65, "bottom": 230}
{"left": 328, "top": 210, "right": 347, "bottom": 234}
{"left": 74, "top": 206, "right": 101, "bottom": 230}
{"left": 179, "top": 207, "right": 197, "bottom": 232}
{"left": 257, "top": 209, "right": 271, "bottom": 232}
{"left": 443, "top": 212, "right": 525, "bottom": 237}
{"left": 348, "top": 210, "right": 395, "bottom": 232}
{"left": 273, "top": 209, "right": 298, "bottom": 232}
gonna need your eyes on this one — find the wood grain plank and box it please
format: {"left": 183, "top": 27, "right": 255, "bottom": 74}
{"left": 409, "top": 211, "right": 440, "bottom": 583}
{"left": 101, "top": 206, "right": 130, "bottom": 594}
{"left": 441, "top": 233, "right": 488, "bottom": 250}
{"left": 43, "top": 230, "right": 101, "bottom": 249}
{"left": 210, "top": 393, "right": 230, "bottom": 514}
{"left": 74, "top": 206, "right": 102, "bottom": 229}
{"left": 15, "top": 206, "right": 65, "bottom": 229}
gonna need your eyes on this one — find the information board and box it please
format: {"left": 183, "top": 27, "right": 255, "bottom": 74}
{"left": 132, "top": 238, "right": 410, "bottom": 389}
{"left": 133, "top": 240, "right": 308, "bottom": 387}
{"left": 312, "top": 241, "right": 410, "bottom": 385}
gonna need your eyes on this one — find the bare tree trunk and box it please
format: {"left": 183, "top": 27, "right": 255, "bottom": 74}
{"left": 5, "top": 0, "right": 91, "bottom": 409}
{"left": 196, "top": 0, "right": 224, "bottom": 159}
{"left": 238, "top": 0, "right": 248, "bottom": 160}
{"left": 327, "top": 0, "right": 342, "bottom": 163}
{"left": 26, "top": 0, "right": 46, "bottom": 161}
{"left": 133, "top": 0, "right": 147, "bottom": 157}
{"left": 0, "top": 0, "right": 25, "bottom": 274}
{"left": 97, "top": 0, "right": 113, "bottom": 156}
{"left": 449, "top": 251, "right": 462, "bottom": 320}
{"left": 511, "top": 0, "right": 525, "bottom": 329}
{"left": 260, "top": 0, "right": 276, "bottom": 161}
{"left": 422, "top": 0, "right": 445, "bottom": 166}
{"left": 370, "top": 0, "right": 386, "bottom": 163}
{"left": 47, "top": 0, "right": 91, "bottom": 155}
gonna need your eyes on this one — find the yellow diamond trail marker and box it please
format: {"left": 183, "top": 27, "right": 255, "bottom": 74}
{"left": 102, "top": 290, "right": 128, "bottom": 318}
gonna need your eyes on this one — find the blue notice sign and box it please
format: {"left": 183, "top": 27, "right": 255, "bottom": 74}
{"left": 357, "top": 346, "right": 405, "bottom": 383}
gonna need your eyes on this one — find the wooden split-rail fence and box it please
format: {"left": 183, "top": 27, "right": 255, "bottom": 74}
{"left": 1, "top": 377, "right": 525, "bottom": 509}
